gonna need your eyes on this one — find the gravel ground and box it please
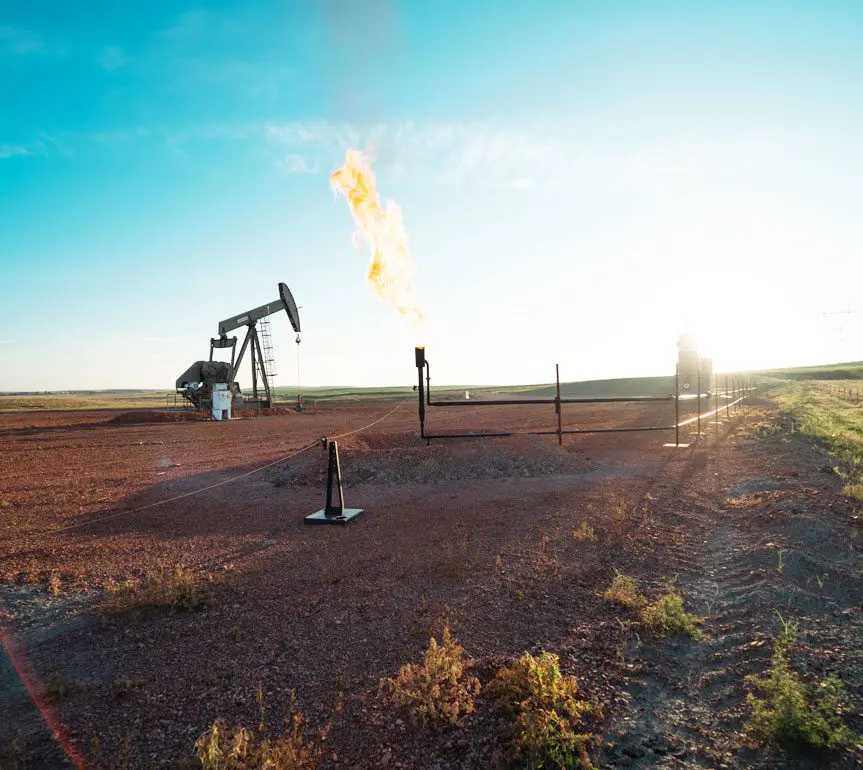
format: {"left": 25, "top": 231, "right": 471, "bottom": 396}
{"left": 0, "top": 398, "right": 860, "bottom": 768}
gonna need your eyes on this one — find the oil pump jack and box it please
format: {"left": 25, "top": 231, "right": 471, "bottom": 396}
{"left": 176, "top": 282, "right": 301, "bottom": 411}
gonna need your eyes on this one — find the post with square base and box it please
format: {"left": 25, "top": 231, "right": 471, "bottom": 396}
{"left": 304, "top": 441, "right": 364, "bottom": 525}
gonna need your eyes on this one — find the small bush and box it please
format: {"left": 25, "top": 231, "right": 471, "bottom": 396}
{"left": 602, "top": 571, "right": 647, "bottom": 611}
{"left": 47, "top": 572, "right": 62, "bottom": 596}
{"left": 746, "top": 617, "right": 858, "bottom": 751}
{"left": 383, "top": 626, "right": 480, "bottom": 726}
{"left": 194, "top": 713, "right": 320, "bottom": 770}
{"left": 641, "top": 587, "right": 705, "bottom": 640}
{"left": 487, "top": 652, "right": 595, "bottom": 769}
{"left": 572, "top": 523, "right": 598, "bottom": 542}
{"left": 102, "top": 565, "right": 207, "bottom": 614}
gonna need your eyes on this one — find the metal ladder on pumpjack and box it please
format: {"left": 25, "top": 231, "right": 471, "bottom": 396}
{"left": 258, "top": 318, "right": 278, "bottom": 395}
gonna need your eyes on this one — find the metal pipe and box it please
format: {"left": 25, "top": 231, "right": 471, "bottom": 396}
{"left": 428, "top": 395, "right": 673, "bottom": 406}
{"left": 422, "top": 425, "right": 676, "bottom": 441}
{"left": 415, "top": 347, "right": 426, "bottom": 438}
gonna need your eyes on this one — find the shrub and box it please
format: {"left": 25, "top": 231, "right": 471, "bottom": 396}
{"left": 102, "top": 565, "right": 207, "bottom": 613}
{"left": 641, "top": 587, "right": 705, "bottom": 640}
{"left": 572, "top": 523, "right": 598, "bottom": 542}
{"left": 194, "top": 692, "right": 320, "bottom": 770}
{"left": 746, "top": 617, "right": 858, "bottom": 751}
{"left": 47, "top": 572, "right": 62, "bottom": 596}
{"left": 383, "top": 626, "right": 480, "bottom": 726}
{"left": 487, "top": 652, "right": 595, "bottom": 769}
{"left": 602, "top": 571, "right": 647, "bottom": 611}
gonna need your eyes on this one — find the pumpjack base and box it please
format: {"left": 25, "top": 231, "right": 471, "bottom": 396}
{"left": 304, "top": 508, "right": 364, "bottom": 525}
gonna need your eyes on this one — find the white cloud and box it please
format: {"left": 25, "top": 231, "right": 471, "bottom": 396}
{"left": 0, "top": 144, "right": 34, "bottom": 159}
{"left": 0, "top": 340, "right": 15, "bottom": 345}
{"left": 0, "top": 25, "right": 44, "bottom": 56}
{"left": 98, "top": 45, "right": 126, "bottom": 71}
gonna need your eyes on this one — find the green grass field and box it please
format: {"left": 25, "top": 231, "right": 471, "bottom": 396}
{"left": 764, "top": 372, "right": 863, "bottom": 501}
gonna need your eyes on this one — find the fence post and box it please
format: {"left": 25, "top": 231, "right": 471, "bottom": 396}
{"left": 715, "top": 374, "right": 719, "bottom": 431}
{"left": 725, "top": 375, "right": 730, "bottom": 418}
{"left": 675, "top": 364, "right": 680, "bottom": 447}
{"left": 555, "top": 363, "right": 562, "bottom": 447}
{"left": 697, "top": 359, "right": 701, "bottom": 437}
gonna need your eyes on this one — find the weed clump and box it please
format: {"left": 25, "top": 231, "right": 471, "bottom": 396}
{"left": 572, "top": 523, "right": 598, "bottom": 542}
{"left": 194, "top": 691, "right": 321, "bottom": 770}
{"left": 641, "top": 586, "right": 706, "bottom": 640}
{"left": 102, "top": 565, "right": 207, "bottom": 614}
{"left": 383, "top": 626, "right": 480, "bottom": 726}
{"left": 47, "top": 572, "right": 62, "bottom": 596}
{"left": 603, "top": 571, "right": 647, "bottom": 611}
{"left": 487, "top": 651, "right": 595, "bottom": 769}
{"left": 746, "top": 616, "right": 858, "bottom": 752}
{"left": 194, "top": 717, "right": 319, "bottom": 770}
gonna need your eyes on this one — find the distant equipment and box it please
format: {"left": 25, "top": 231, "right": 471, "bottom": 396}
{"left": 176, "top": 282, "right": 301, "bottom": 412}
{"left": 677, "top": 333, "right": 711, "bottom": 392}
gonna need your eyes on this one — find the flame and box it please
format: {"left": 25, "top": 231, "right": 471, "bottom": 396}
{"left": 330, "top": 149, "right": 424, "bottom": 325}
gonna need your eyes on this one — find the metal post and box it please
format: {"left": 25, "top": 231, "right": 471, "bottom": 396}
{"left": 415, "top": 347, "right": 426, "bottom": 438}
{"left": 715, "top": 374, "right": 719, "bottom": 431}
{"left": 675, "top": 364, "right": 680, "bottom": 447}
{"left": 725, "top": 375, "right": 730, "bottom": 418}
{"left": 555, "top": 363, "right": 563, "bottom": 446}
{"left": 250, "top": 329, "right": 258, "bottom": 399}
{"left": 324, "top": 441, "right": 345, "bottom": 515}
{"left": 696, "top": 359, "right": 701, "bottom": 436}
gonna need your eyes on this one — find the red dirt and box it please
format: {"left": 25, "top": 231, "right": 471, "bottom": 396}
{"left": 0, "top": 398, "right": 860, "bottom": 769}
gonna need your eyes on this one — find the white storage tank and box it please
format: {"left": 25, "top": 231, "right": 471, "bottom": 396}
{"left": 212, "top": 383, "right": 232, "bottom": 421}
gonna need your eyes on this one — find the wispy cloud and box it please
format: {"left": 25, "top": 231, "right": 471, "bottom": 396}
{"left": 98, "top": 45, "right": 126, "bottom": 71}
{"left": 0, "top": 25, "right": 44, "bottom": 56}
{"left": 0, "top": 340, "right": 15, "bottom": 345}
{"left": 264, "top": 121, "right": 786, "bottom": 191}
{"left": 0, "top": 144, "right": 34, "bottom": 159}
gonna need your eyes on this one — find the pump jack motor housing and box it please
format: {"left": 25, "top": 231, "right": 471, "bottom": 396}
{"left": 176, "top": 282, "right": 301, "bottom": 411}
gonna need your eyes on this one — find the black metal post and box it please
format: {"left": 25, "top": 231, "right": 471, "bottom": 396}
{"left": 555, "top": 363, "right": 563, "bottom": 446}
{"left": 324, "top": 441, "right": 345, "bottom": 516}
{"left": 675, "top": 364, "right": 680, "bottom": 447}
{"left": 725, "top": 375, "right": 730, "bottom": 418}
{"left": 415, "top": 347, "right": 426, "bottom": 438}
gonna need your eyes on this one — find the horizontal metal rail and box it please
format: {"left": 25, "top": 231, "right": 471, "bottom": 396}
{"left": 428, "top": 395, "right": 674, "bottom": 406}
{"left": 414, "top": 346, "right": 756, "bottom": 445}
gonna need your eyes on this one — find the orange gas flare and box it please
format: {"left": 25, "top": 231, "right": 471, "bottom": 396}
{"left": 330, "top": 149, "right": 424, "bottom": 325}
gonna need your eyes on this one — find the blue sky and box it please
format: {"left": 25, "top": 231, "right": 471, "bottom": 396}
{"left": 1, "top": 1, "right": 861, "bottom": 391}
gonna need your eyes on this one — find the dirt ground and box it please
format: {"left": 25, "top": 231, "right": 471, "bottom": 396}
{"left": 0, "top": 396, "right": 860, "bottom": 768}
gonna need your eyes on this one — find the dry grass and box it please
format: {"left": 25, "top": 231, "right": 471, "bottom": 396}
{"left": 725, "top": 491, "right": 780, "bottom": 509}
{"left": 193, "top": 690, "right": 323, "bottom": 770}
{"left": 572, "top": 522, "right": 598, "bottom": 542}
{"left": 382, "top": 626, "right": 480, "bottom": 726}
{"left": 47, "top": 571, "right": 62, "bottom": 596}
{"left": 487, "top": 651, "right": 595, "bottom": 769}
{"left": 603, "top": 571, "right": 647, "bottom": 611}
{"left": 101, "top": 565, "right": 207, "bottom": 614}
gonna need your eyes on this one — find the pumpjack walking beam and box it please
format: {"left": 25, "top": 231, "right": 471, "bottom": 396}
{"left": 212, "top": 282, "right": 301, "bottom": 401}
